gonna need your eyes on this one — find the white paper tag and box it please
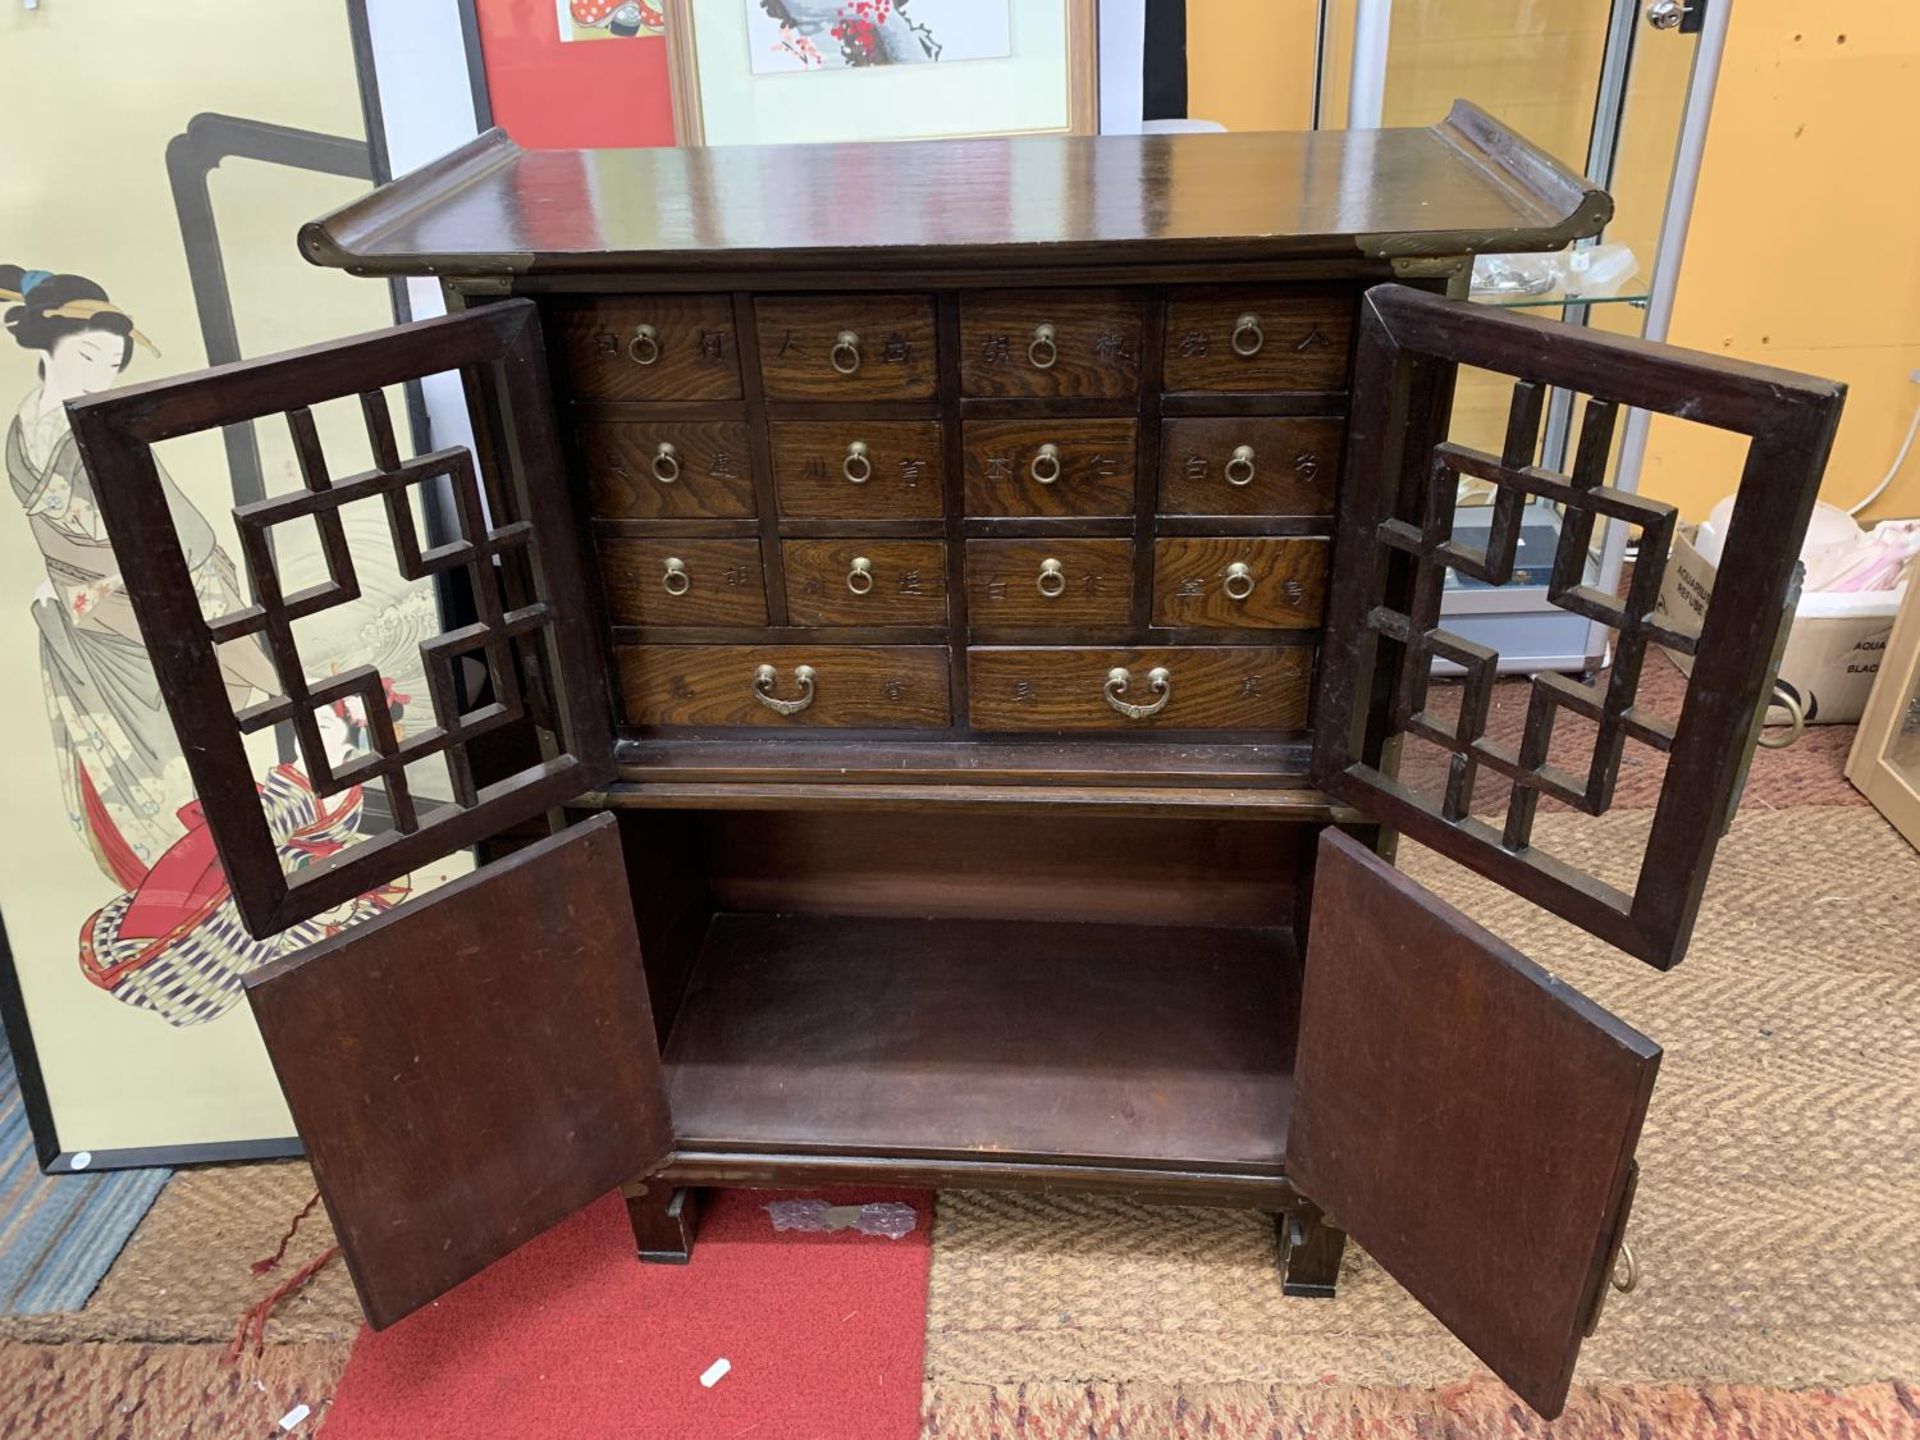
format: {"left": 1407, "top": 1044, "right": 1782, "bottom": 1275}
{"left": 278, "top": 1402, "right": 312, "bottom": 1431}
{"left": 700, "top": 1357, "right": 731, "bottom": 1389}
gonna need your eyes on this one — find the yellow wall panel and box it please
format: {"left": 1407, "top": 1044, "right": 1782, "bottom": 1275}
{"left": 1186, "top": 0, "right": 1318, "bottom": 132}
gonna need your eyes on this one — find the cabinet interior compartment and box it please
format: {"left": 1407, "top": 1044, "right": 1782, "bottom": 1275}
{"left": 616, "top": 808, "right": 1312, "bottom": 1174}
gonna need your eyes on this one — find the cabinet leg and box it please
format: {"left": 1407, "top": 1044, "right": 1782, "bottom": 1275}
{"left": 1278, "top": 1210, "right": 1346, "bottom": 1298}
{"left": 623, "top": 1181, "right": 702, "bottom": 1264}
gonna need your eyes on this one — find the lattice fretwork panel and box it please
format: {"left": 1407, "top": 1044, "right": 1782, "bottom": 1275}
{"left": 1315, "top": 286, "right": 1844, "bottom": 971}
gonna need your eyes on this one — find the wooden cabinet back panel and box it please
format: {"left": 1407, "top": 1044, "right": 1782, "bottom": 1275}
{"left": 599, "top": 539, "right": 768, "bottom": 627}
{"left": 969, "top": 646, "right": 1313, "bottom": 731}
{"left": 771, "top": 420, "right": 945, "bottom": 518}
{"left": 620, "top": 645, "right": 950, "bottom": 728}
{"left": 554, "top": 296, "right": 743, "bottom": 401}
{"left": 963, "top": 418, "right": 1137, "bottom": 517}
{"left": 1159, "top": 416, "right": 1343, "bottom": 517}
{"left": 959, "top": 289, "right": 1144, "bottom": 399}
{"left": 1163, "top": 288, "right": 1354, "bottom": 393}
{"left": 965, "top": 538, "right": 1133, "bottom": 628}
{"left": 756, "top": 295, "right": 938, "bottom": 399}
{"left": 582, "top": 421, "right": 758, "bottom": 519}
{"left": 782, "top": 539, "right": 950, "bottom": 626}
{"left": 1152, "top": 537, "right": 1330, "bottom": 630}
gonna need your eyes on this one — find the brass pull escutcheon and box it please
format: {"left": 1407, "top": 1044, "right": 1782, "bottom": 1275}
{"left": 843, "top": 439, "right": 872, "bottom": 484}
{"left": 1225, "top": 444, "right": 1256, "bottom": 487}
{"left": 846, "top": 556, "right": 874, "bottom": 595}
{"left": 752, "top": 663, "right": 817, "bottom": 716}
{"left": 1104, "top": 665, "right": 1172, "bottom": 720}
{"left": 1036, "top": 557, "right": 1066, "bottom": 598}
{"left": 1031, "top": 443, "right": 1062, "bottom": 485}
{"left": 661, "top": 556, "right": 690, "bottom": 596}
{"left": 1223, "top": 561, "right": 1255, "bottom": 601}
{"left": 628, "top": 323, "right": 661, "bottom": 366}
{"left": 830, "top": 330, "right": 862, "bottom": 375}
{"left": 1232, "top": 313, "right": 1264, "bottom": 357}
{"left": 1028, "top": 323, "right": 1058, "bottom": 370}
{"left": 651, "top": 441, "right": 681, "bottom": 484}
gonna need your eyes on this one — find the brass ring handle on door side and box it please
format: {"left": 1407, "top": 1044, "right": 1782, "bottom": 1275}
{"left": 1028, "top": 323, "right": 1058, "bottom": 370}
{"left": 843, "top": 439, "right": 872, "bottom": 484}
{"left": 846, "top": 556, "right": 874, "bottom": 595}
{"left": 1231, "top": 313, "right": 1264, "bottom": 357}
{"left": 661, "top": 556, "right": 691, "bottom": 596}
{"left": 1103, "top": 665, "right": 1172, "bottom": 720}
{"left": 1030, "top": 443, "right": 1062, "bottom": 485}
{"left": 752, "top": 663, "right": 817, "bottom": 716}
{"left": 627, "top": 323, "right": 661, "bottom": 366}
{"left": 651, "top": 442, "right": 681, "bottom": 484}
{"left": 1036, "top": 557, "right": 1066, "bottom": 598}
{"left": 830, "top": 330, "right": 862, "bottom": 375}
{"left": 1223, "top": 561, "right": 1256, "bottom": 602}
{"left": 1224, "top": 444, "right": 1256, "bottom": 487}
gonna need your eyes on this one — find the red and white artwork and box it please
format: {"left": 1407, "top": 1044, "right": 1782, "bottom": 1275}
{"left": 747, "top": 0, "right": 1012, "bottom": 74}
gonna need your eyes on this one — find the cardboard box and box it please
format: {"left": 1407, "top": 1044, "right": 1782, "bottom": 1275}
{"left": 1656, "top": 527, "right": 1904, "bottom": 725}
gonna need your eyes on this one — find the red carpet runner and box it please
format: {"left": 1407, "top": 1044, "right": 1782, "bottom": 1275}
{"left": 321, "top": 1187, "right": 932, "bottom": 1439}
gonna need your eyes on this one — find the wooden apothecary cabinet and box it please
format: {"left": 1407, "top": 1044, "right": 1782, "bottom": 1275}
{"left": 70, "top": 105, "right": 1844, "bottom": 1419}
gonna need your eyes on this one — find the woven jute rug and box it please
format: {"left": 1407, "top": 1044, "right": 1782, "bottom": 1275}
{"left": 921, "top": 804, "right": 1920, "bottom": 1435}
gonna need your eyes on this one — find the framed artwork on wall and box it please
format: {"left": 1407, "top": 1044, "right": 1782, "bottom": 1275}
{"left": 664, "top": 0, "right": 1097, "bottom": 145}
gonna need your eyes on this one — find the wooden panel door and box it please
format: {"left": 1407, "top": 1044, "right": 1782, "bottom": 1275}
{"left": 1315, "top": 285, "right": 1845, "bottom": 969}
{"left": 1289, "top": 829, "right": 1657, "bottom": 1419}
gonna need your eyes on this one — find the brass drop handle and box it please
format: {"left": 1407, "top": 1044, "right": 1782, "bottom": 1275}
{"left": 830, "top": 330, "right": 862, "bottom": 375}
{"left": 1028, "top": 323, "right": 1058, "bottom": 370}
{"left": 661, "top": 556, "right": 690, "bottom": 597}
{"left": 843, "top": 439, "right": 872, "bottom": 484}
{"left": 1036, "top": 557, "right": 1066, "bottom": 599}
{"left": 752, "top": 662, "right": 817, "bottom": 716}
{"left": 1225, "top": 444, "right": 1256, "bottom": 487}
{"left": 1104, "top": 665, "right": 1172, "bottom": 720}
{"left": 1030, "top": 443, "right": 1062, "bottom": 485}
{"left": 846, "top": 556, "right": 874, "bottom": 595}
{"left": 1223, "top": 561, "right": 1255, "bottom": 602}
{"left": 1586, "top": 1240, "right": 1639, "bottom": 1334}
{"left": 1232, "top": 312, "right": 1264, "bottom": 358}
{"left": 651, "top": 441, "right": 681, "bottom": 484}
{"left": 628, "top": 323, "right": 661, "bottom": 366}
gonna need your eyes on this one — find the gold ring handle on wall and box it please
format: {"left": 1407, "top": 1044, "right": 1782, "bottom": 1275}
{"left": 1036, "top": 557, "right": 1067, "bottom": 599}
{"left": 753, "top": 663, "right": 817, "bottom": 716}
{"left": 1028, "top": 323, "right": 1058, "bottom": 370}
{"left": 843, "top": 439, "right": 872, "bottom": 484}
{"left": 1223, "top": 562, "right": 1256, "bottom": 602}
{"left": 627, "top": 323, "right": 661, "bottom": 366}
{"left": 830, "top": 330, "right": 862, "bottom": 375}
{"left": 1030, "top": 443, "right": 1062, "bottom": 485}
{"left": 661, "top": 556, "right": 690, "bottom": 597}
{"left": 1104, "top": 666, "right": 1172, "bottom": 720}
{"left": 1232, "top": 313, "right": 1264, "bottom": 357}
{"left": 1225, "top": 444, "right": 1256, "bottom": 487}
{"left": 846, "top": 556, "right": 874, "bottom": 595}
{"left": 651, "top": 442, "right": 681, "bottom": 484}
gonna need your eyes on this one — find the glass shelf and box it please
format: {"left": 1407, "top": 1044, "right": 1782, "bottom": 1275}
{"left": 1474, "top": 288, "right": 1652, "bottom": 311}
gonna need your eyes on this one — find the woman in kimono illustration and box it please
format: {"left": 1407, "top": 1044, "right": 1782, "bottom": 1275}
{"left": 4, "top": 265, "right": 401, "bottom": 1026}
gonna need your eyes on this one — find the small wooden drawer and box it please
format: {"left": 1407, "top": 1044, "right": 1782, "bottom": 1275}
{"left": 969, "top": 646, "right": 1312, "bottom": 731}
{"left": 582, "top": 421, "right": 757, "bottom": 519}
{"left": 619, "top": 645, "right": 950, "bottom": 728}
{"left": 965, "top": 538, "right": 1132, "bottom": 628}
{"left": 1152, "top": 537, "right": 1329, "bottom": 630}
{"left": 553, "top": 295, "right": 742, "bottom": 401}
{"left": 783, "top": 540, "right": 949, "bottom": 627}
{"left": 959, "top": 289, "right": 1144, "bottom": 399}
{"left": 771, "top": 420, "right": 944, "bottom": 519}
{"left": 963, "top": 419, "right": 1137, "bottom": 517}
{"left": 1162, "top": 287, "right": 1354, "bottom": 393}
{"left": 755, "top": 295, "right": 937, "bottom": 400}
{"left": 598, "top": 539, "right": 768, "bottom": 627}
{"left": 1158, "top": 417, "right": 1343, "bottom": 517}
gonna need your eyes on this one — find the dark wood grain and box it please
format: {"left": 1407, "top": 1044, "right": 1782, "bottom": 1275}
{"left": 1151, "top": 537, "right": 1329, "bottom": 630}
{"left": 1163, "top": 288, "right": 1356, "bottom": 393}
{"left": 597, "top": 538, "right": 768, "bottom": 626}
{"left": 968, "top": 646, "right": 1312, "bottom": 731}
{"left": 769, "top": 420, "right": 945, "bottom": 518}
{"left": 963, "top": 418, "right": 1137, "bottom": 517}
{"left": 244, "top": 816, "right": 670, "bottom": 1329}
{"left": 1159, "top": 416, "right": 1343, "bottom": 516}
{"left": 755, "top": 295, "right": 937, "bottom": 400}
{"left": 618, "top": 644, "right": 949, "bottom": 727}
{"left": 959, "top": 289, "right": 1144, "bottom": 399}
{"left": 1289, "top": 829, "right": 1659, "bottom": 1418}
{"left": 663, "top": 913, "right": 1300, "bottom": 1171}
{"left": 781, "top": 539, "right": 949, "bottom": 626}
{"left": 581, "top": 421, "right": 757, "bottom": 520}
{"left": 964, "top": 537, "right": 1133, "bottom": 627}
{"left": 552, "top": 295, "right": 741, "bottom": 401}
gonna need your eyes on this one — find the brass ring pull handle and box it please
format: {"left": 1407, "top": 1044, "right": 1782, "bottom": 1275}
{"left": 651, "top": 441, "right": 681, "bottom": 484}
{"left": 752, "top": 663, "right": 817, "bottom": 716}
{"left": 1225, "top": 444, "right": 1257, "bottom": 487}
{"left": 1104, "top": 665, "right": 1172, "bottom": 720}
{"left": 846, "top": 556, "right": 874, "bottom": 595}
{"left": 1232, "top": 312, "right": 1264, "bottom": 358}
{"left": 830, "top": 330, "right": 862, "bottom": 375}
{"left": 661, "top": 556, "right": 691, "bottom": 596}
{"left": 843, "top": 439, "right": 873, "bottom": 484}
{"left": 1223, "top": 561, "right": 1256, "bottom": 602}
{"left": 1028, "top": 323, "right": 1058, "bottom": 370}
{"left": 1611, "top": 1242, "right": 1638, "bottom": 1295}
{"left": 1036, "top": 557, "right": 1067, "bottom": 599}
{"left": 1031, "top": 443, "right": 1062, "bottom": 485}
{"left": 628, "top": 323, "right": 661, "bottom": 366}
